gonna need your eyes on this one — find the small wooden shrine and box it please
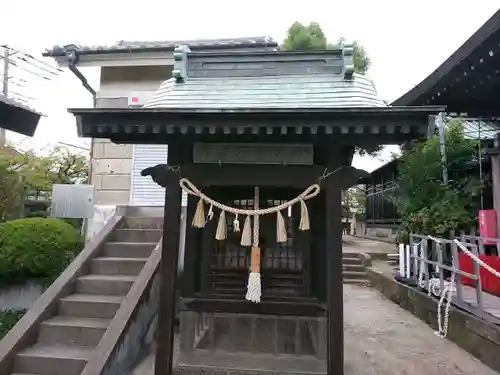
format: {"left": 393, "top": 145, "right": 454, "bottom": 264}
{"left": 70, "top": 45, "right": 443, "bottom": 375}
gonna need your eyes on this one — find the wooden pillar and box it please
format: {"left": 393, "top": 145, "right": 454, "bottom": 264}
{"left": 155, "top": 142, "right": 183, "bottom": 375}
{"left": 324, "top": 142, "right": 344, "bottom": 375}
{"left": 325, "top": 178, "right": 343, "bottom": 375}
{"left": 182, "top": 194, "right": 199, "bottom": 296}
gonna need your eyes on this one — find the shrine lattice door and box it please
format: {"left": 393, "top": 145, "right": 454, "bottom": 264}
{"left": 203, "top": 187, "right": 309, "bottom": 298}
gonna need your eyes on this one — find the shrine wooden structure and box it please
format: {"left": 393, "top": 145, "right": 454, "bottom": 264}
{"left": 70, "top": 46, "right": 443, "bottom": 375}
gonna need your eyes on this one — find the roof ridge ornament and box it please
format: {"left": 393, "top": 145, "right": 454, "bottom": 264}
{"left": 341, "top": 42, "right": 354, "bottom": 80}
{"left": 172, "top": 45, "right": 190, "bottom": 83}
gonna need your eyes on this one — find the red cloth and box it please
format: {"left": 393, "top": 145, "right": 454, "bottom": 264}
{"left": 459, "top": 254, "right": 500, "bottom": 296}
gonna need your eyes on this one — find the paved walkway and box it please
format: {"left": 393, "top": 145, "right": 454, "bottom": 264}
{"left": 344, "top": 284, "right": 497, "bottom": 375}
{"left": 134, "top": 284, "right": 497, "bottom": 374}
{"left": 343, "top": 235, "right": 396, "bottom": 255}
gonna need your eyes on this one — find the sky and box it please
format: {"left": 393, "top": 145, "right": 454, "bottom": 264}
{"left": 1, "top": 0, "right": 499, "bottom": 170}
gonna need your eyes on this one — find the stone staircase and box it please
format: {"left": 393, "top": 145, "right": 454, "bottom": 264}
{"left": 7, "top": 216, "right": 162, "bottom": 375}
{"left": 387, "top": 252, "right": 399, "bottom": 270}
{"left": 342, "top": 253, "right": 370, "bottom": 286}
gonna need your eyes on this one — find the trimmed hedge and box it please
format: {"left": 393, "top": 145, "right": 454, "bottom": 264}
{"left": 0, "top": 308, "right": 26, "bottom": 339}
{"left": 0, "top": 218, "right": 83, "bottom": 286}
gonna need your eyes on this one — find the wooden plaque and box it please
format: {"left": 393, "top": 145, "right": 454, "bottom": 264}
{"left": 193, "top": 143, "right": 313, "bottom": 165}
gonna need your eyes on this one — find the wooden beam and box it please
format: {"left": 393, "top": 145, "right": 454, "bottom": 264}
{"left": 142, "top": 164, "right": 370, "bottom": 189}
{"left": 154, "top": 144, "right": 183, "bottom": 375}
{"left": 181, "top": 297, "right": 326, "bottom": 316}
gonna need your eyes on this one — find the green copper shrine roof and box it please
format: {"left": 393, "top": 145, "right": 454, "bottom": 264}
{"left": 145, "top": 74, "right": 386, "bottom": 109}
{"left": 144, "top": 46, "right": 386, "bottom": 109}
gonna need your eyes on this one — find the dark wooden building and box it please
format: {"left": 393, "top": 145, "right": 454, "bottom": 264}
{"left": 362, "top": 159, "right": 400, "bottom": 229}
{"left": 69, "top": 45, "right": 442, "bottom": 375}
{"left": 0, "top": 94, "right": 42, "bottom": 138}
{"left": 376, "top": 8, "right": 500, "bottom": 237}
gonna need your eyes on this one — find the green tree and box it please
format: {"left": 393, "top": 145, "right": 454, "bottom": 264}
{"left": 45, "top": 146, "right": 89, "bottom": 185}
{"left": 282, "top": 21, "right": 377, "bottom": 156}
{"left": 0, "top": 144, "right": 89, "bottom": 221}
{"left": 0, "top": 146, "right": 24, "bottom": 222}
{"left": 395, "top": 120, "right": 480, "bottom": 241}
{"left": 342, "top": 187, "right": 366, "bottom": 220}
{"left": 282, "top": 22, "right": 371, "bottom": 74}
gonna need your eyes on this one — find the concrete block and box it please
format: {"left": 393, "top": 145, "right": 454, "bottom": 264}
{"left": 92, "top": 142, "right": 105, "bottom": 158}
{"left": 92, "top": 158, "right": 132, "bottom": 175}
{"left": 103, "top": 143, "right": 133, "bottom": 158}
{"left": 95, "top": 190, "right": 130, "bottom": 205}
{"left": 90, "top": 174, "right": 102, "bottom": 189}
{"left": 101, "top": 174, "right": 131, "bottom": 190}
{"left": 93, "top": 137, "right": 111, "bottom": 144}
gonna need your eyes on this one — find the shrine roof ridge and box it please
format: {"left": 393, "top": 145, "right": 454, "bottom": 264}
{"left": 171, "top": 44, "right": 354, "bottom": 81}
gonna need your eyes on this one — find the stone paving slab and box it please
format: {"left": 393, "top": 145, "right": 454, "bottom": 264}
{"left": 133, "top": 285, "right": 498, "bottom": 375}
{"left": 343, "top": 235, "right": 396, "bottom": 255}
{"left": 344, "top": 284, "right": 498, "bottom": 375}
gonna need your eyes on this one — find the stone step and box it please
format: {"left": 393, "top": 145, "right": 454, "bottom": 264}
{"left": 14, "top": 343, "right": 93, "bottom": 375}
{"left": 38, "top": 316, "right": 110, "bottom": 347}
{"left": 91, "top": 257, "right": 147, "bottom": 276}
{"left": 342, "top": 264, "right": 365, "bottom": 272}
{"left": 343, "top": 279, "right": 371, "bottom": 286}
{"left": 342, "top": 257, "right": 362, "bottom": 265}
{"left": 342, "top": 271, "right": 367, "bottom": 280}
{"left": 102, "top": 242, "right": 157, "bottom": 258}
{"left": 76, "top": 274, "right": 136, "bottom": 296}
{"left": 113, "top": 228, "right": 162, "bottom": 242}
{"left": 59, "top": 293, "right": 123, "bottom": 319}
{"left": 122, "top": 216, "right": 163, "bottom": 229}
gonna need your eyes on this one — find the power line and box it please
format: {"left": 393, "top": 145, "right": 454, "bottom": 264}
{"left": 1, "top": 44, "right": 51, "bottom": 120}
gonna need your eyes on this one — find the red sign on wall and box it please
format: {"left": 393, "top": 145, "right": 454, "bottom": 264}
{"left": 479, "top": 210, "right": 497, "bottom": 245}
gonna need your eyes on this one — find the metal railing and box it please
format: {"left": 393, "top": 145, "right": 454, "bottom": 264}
{"left": 402, "top": 234, "right": 500, "bottom": 324}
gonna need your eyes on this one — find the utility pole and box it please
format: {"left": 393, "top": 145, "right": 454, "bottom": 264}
{"left": 0, "top": 46, "right": 9, "bottom": 144}
{"left": 437, "top": 112, "right": 448, "bottom": 184}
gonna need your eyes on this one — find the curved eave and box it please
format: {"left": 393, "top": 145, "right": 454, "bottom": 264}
{"left": 69, "top": 106, "right": 445, "bottom": 144}
{"left": 0, "top": 97, "right": 42, "bottom": 137}
{"left": 392, "top": 9, "right": 500, "bottom": 116}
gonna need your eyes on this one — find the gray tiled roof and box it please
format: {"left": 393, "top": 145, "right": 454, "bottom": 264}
{"left": 462, "top": 119, "right": 500, "bottom": 140}
{"left": 145, "top": 74, "right": 386, "bottom": 109}
{"left": 0, "top": 94, "right": 41, "bottom": 115}
{"left": 44, "top": 36, "right": 278, "bottom": 57}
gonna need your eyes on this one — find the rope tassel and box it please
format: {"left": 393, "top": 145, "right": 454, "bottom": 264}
{"left": 276, "top": 210, "right": 287, "bottom": 243}
{"left": 299, "top": 199, "right": 310, "bottom": 231}
{"left": 215, "top": 210, "right": 227, "bottom": 240}
{"left": 192, "top": 198, "right": 205, "bottom": 228}
{"left": 240, "top": 215, "right": 252, "bottom": 246}
{"left": 246, "top": 247, "right": 261, "bottom": 303}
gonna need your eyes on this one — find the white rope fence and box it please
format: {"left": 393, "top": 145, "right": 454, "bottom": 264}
{"left": 179, "top": 178, "right": 321, "bottom": 303}
{"left": 413, "top": 236, "right": 500, "bottom": 338}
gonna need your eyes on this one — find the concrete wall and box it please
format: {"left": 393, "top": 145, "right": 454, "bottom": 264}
{"left": 91, "top": 65, "right": 172, "bottom": 205}
{"left": 0, "top": 281, "right": 44, "bottom": 311}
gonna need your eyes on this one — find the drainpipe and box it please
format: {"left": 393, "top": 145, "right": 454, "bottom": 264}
{"left": 62, "top": 46, "right": 97, "bottom": 240}
{"left": 62, "top": 45, "right": 97, "bottom": 183}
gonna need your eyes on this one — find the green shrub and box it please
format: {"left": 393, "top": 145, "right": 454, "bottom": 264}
{"left": 0, "top": 218, "right": 83, "bottom": 286}
{"left": 0, "top": 308, "right": 26, "bottom": 339}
